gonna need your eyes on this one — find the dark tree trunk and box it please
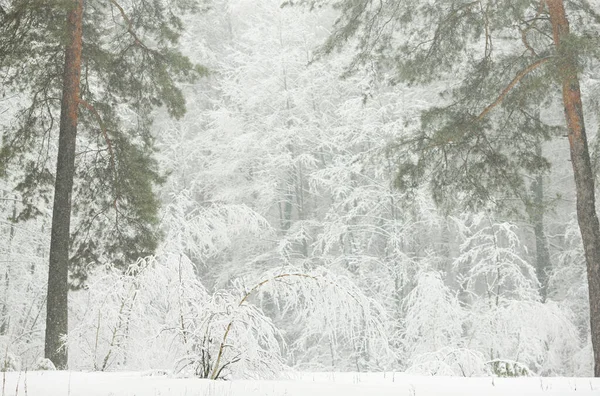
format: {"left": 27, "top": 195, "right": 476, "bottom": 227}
{"left": 44, "top": 0, "right": 84, "bottom": 370}
{"left": 547, "top": 0, "right": 600, "bottom": 376}
{"left": 532, "top": 206, "right": 551, "bottom": 301}
{"left": 0, "top": 270, "right": 8, "bottom": 336}
{"left": 530, "top": 143, "right": 551, "bottom": 301}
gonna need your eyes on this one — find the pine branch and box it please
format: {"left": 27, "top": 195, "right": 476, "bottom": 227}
{"left": 477, "top": 57, "right": 552, "bottom": 120}
{"left": 108, "top": 0, "right": 164, "bottom": 59}
{"left": 78, "top": 99, "right": 118, "bottom": 209}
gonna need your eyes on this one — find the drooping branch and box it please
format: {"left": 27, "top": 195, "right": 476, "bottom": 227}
{"left": 207, "top": 270, "right": 373, "bottom": 380}
{"left": 209, "top": 272, "right": 318, "bottom": 380}
{"left": 477, "top": 57, "right": 551, "bottom": 120}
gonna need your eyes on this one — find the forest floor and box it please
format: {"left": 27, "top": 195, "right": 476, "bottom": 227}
{"left": 1, "top": 371, "right": 600, "bottom": 395}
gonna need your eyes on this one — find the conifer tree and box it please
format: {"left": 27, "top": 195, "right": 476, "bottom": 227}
{"left": 292, "top": 0, "right": 600, "bottom": 375}
{"left": 0, "top": 0, "right": 206, "bottom": 368}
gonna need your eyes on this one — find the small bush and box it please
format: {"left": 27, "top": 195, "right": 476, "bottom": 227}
{"left": 486, "top": 359, "right": 532, "bottom": 377}
{"left": 1, "top": 351, "right": 20, "bottom": 372}
{"left": 34, "top": 357, "right": 56, "bottom": 371}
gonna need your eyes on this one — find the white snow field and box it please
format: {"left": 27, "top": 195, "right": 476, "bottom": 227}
{"left": 2, "top": 372, "right": 600, "bottom": 396}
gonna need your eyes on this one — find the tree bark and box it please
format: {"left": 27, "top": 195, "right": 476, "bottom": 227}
{"left": 44, "top": 0, "right": 84, "bottom": 370}
{"left": 546, "top": 0, "right": 600, "bottom": 376}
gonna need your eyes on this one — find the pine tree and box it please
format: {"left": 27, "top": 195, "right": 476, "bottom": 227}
{"left": 298, "top": 0, "right": 600, "bottom": 375}
{"left": 0, "top": 0, "right": 206, "bottom": 368}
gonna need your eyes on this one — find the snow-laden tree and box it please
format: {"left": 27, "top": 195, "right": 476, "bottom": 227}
{"left": 547, "top": 216, "right": 594, "bottom": 374}
{"left": 0, "top": 0, "right": 593, "bottom": 377}
{"left": 400, "top": 269, "right": 470, "bottom": 375}
{"left": 150, "top": 0, "right": 588, "bottom": 375}
{"left": 0, "top": 183, "right": 48, "bottom": 370}
{"left": 295, "top": 0, "right": 600, "bottom": 375}
{"left": 453, "top": 215, "right": 540, "bottom": 304}
{"left": 452, "top": 214, "right": 580, "bottom": 375}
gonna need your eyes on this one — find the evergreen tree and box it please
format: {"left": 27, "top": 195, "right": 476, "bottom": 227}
{"left": 295, "top": 0, "right": 600, "bottom": 375}
{"left": 0, "top": 0, "right": 206, "bottom": 368}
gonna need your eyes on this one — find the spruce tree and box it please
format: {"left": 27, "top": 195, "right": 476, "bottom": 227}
{"left": 293, "top": 0, "right": 600, "bottom": 375}
{"left": 0, "top": 0, "right": 206, "bottom": 368}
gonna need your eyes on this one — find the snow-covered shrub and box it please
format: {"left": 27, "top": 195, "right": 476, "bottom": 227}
{"left": 69, "top": 254, "right": 392, "bottom": 379}
{"left": 402, "top": 270, "right": 463, "bottom": 356}
{"left": 1, "top": 350, "right": 20, "bottom": 372}
{"left": 406, "top": 347, "right": 486, "bottom": 377}
{"left": 464, "top": 296, "right": 580, "bottom": 376}
{"left": 572, "top": 339, "right": 593, "bottom": 376}
{"left": 69, "top": 254, "right": 207, "bottom": 371}
{"left": 453, "top": 216, "right": 540, "bottom": 304}
{"left": 485, "top": 359, "right": 531, "bottom": 377}
{"left": 0, "top": 188, "right": 48, "bottom": 369}
{"left": 548, "top": 217, "right": 589, "bottom": 326}
{"left": 34, "top": 357, "right": 56, "bottom": 371}
{"left": 452, "top": 216, "right": 582, "bottom": 375}
{"left": 545, "top": 216, "right": 592, "bottom": 375}
{"left": 401, "top": 270, "right": 468, "bottom": 374}
{"left": 176, "top": 287, "right": 285, "bottom": 379}
{"left": 178, "top": 265, "right": 393, "bottom": 379}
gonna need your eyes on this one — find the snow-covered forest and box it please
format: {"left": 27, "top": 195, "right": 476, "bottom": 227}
{"left": 2, "top": 0, "right": 600, "bottom": 389}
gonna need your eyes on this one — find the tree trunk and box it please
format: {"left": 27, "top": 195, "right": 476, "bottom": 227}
{"left": 0, "top": 270, "right": 8, "bottom": 336}
{"left": 44, "top": 0, "right": 84, "bottom": 370}
{"left": 530, "top": 142, "right": 551, "bottom": 301}
{"left": 547, "top": 0, "right": 600, "bottom": 376}
{"left": 532, "top": 204, "right": 551, "bottom": 301}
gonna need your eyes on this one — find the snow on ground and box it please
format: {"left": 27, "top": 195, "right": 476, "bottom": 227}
{"left": 1, "top": 371, "right": 600, "bottom": 396}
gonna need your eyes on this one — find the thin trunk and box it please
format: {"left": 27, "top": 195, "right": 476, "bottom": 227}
{"left": 44, "top": 0, "right": 84, "bottom": 370}
{"left": 547, "top": 0, "right": 600, "bottom": 376}
{"left": 282, "top": 182, "right": 293, "bottom": 232}
{"left": 532, "top": 205, "right": 551, "bottom": 301}
{"left": 0, "top": 194, "right": 16, "bottom": 335}
{"left": 0, "top": 271, "right": 8, "bottom": 335}
{"left": 295, "top": 162, "right": 309, "bottom": 256}
{"left": 531, "top": 143, "right": 551, "bottom": 301}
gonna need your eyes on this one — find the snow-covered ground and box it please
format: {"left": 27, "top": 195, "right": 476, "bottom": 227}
{"left": 2, "top": 371, "right": 600, "bottom": 396}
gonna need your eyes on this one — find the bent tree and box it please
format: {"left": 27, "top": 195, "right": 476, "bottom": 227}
{"left": 303, "top": 0, "right": 600, "bottom": 375}
{"left": 0, "top": 0, "right": 206, "bottom": 368}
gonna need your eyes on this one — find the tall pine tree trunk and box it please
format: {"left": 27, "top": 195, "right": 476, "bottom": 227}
{"left": 44, "top": 0, "right": 84, "bottom": 369}
{"left": 547, "top": 0, "right": 600, "bottom": 376}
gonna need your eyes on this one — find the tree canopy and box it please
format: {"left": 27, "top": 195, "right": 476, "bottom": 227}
{"left": 0, "top": 0, "right": 207, "bottom": 280}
